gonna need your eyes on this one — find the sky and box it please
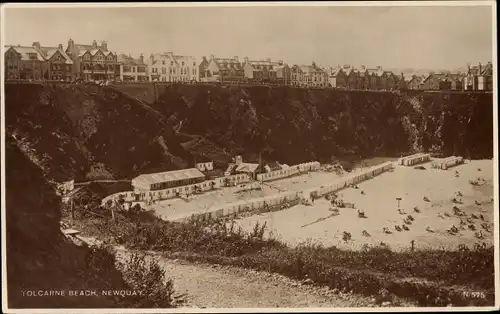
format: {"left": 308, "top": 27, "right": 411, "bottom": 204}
{"left": 2, "top": 3, "right": 494, "bottom": 70}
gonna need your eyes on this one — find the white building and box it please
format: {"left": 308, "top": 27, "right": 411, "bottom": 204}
{"left": 196, "top": 162, "right": 214, "bottom": 172}
{"left": 145, "top": 52, "right": 198, "bottom": 82}
{"left": 117, "top": 53, "right": 148, "bottom": 82}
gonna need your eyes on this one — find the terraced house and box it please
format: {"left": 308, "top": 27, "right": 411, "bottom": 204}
{"left": 407, "top": 75, "right": 425, "bottom": 90}
{"left": 117, "top": 54, "right": 148, "bottom": 82}
{"left": 291, "top": 62, "right": 327, "bottom": 87}
{"left": 242, "top": 57, "right": 284, "bottom": 83}
{"left": 421, "top": 72, "right": 464, "bottom": 90}
{"left": 146, "top": 52, "right": 198, "bottom": 83}
{"left": 4, "top": 42, "right": 73, "bottom": 80}
{"left": 464, "top": 62, "right": 493, "bottom": 91}
{"left": 65, "top": 39, "right": 118, "bottom": 81}
{"left": 200, "top": 55, "right": 244, "bottom": 82}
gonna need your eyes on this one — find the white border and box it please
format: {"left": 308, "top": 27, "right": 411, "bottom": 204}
{"left": 1, "top": 1, "right": 498, "bottom": 313}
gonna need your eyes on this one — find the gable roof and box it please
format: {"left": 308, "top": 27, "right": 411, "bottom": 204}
{"left": 5, "top": 45, "right": 45, "bottom": 61}
{"left": 235, "top": 163, "right": 259, "bottom": 173}
{"left": 480, "top": 62, "right": 493, "bottom": 76}
{"left": 299, "top": 64, "right": 326, "bottom": 74}
{"left": 212, "top": 56, "right": 242, "bottom": 70}
{"left": 74, "top": 42, "right": 113, "bottom": 58}
{"left": 35, "top": 46, "right": 73, "bottom": 64}
{"left": 5, "top": 45, "right": 73, "bottom": 64}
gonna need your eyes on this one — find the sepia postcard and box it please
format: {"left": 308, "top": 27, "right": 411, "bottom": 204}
{"left": 1, "top": 1, "right": 498, "bottom": 313}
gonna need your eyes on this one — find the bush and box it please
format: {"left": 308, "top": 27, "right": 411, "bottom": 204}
{"left": 79, "top": 209, "right": 495, "bottom": 306}
{"left": 116, "top": 252, "right": 180, "bottom": 308}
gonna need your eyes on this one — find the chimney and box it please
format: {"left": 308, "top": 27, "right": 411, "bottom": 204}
{"left": 150, "top": 53, "right": 154, "bottom": 63}
{"left": 479, "top": 62, "right": 482, "bottom": 74}
{"left": 67, "top": 38, "right": 74, "bottom": 53}
{"left": 58, "top": 44, "right": 63, "bottom": 50}
{"left": 278, "top": 60, "right": 283, "bottom": 65}
{"left": 244, "top": 56, "right": 249, "bottom": 62}
{"left": 32, "top": 42, "right": 40, "bottom": 49}
{"left": 235, "top": 155, "right": 243, "bottom": 165}
{"left": 101, "top": 40, "right": 108, "bottom": 51}
{"left": 140, "top": 53, "right": 144, "bottom": 63}
{"left": 233, "top": 56, "right": 239, "bottom": 62}
{"left": 92, "top": 40, "right": 97, "bottom": 49}
{"left": 266, "top": 57, "right": 271, "bottom": 62}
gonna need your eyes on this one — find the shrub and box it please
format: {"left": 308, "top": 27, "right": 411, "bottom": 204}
{"left": 116, "top": 252, "right": 180, "bottom": 308}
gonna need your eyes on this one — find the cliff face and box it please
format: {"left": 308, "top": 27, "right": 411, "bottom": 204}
{"left": 5, "top": 83, "right": 192, "bottom": 182}
{"left": 6, "top": 83, "right": 493, "bottom": 182}
{"left": 147, "top": 85, "right": 493, "bottom": 164}
{"left": 5, "top": 135, "right": 133, "bottom": 308}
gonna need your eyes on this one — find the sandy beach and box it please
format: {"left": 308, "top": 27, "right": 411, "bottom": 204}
{"left": 232, "top": 159, "right": 494, "bottom": 251}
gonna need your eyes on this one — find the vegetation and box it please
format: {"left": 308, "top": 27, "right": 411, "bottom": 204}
{"left": 67, "top": 200, "right": 495, "bottom": 307}
{"left": 87, "top": 245, "right": 181, "bottom": 308}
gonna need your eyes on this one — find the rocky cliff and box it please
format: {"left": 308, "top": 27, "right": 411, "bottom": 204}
{"left": 146, "top": 85, "right": 493, "bottom": 164}
{"left": 5, "top": 135, "right": 138, "bottom": 308}
{"left": 6, "top": 83, "right": 493, "bottom": 182}
{"left": 5, "top": 83, "right": 192, "bottom": 182}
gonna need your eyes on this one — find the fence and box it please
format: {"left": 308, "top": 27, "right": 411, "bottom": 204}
{"left": 256, "top": 161, "right": 320, "bottom": 182}
{"left": 174, "top": 161, "right": 394, "bottom": 222}
{"left": 397, "top": 153, "right": 431, "bottom": 166}
{"left": 176, "top": 191, "right": 300, "bottom": 223}
{"left": 302, "top": 161, "right": 394, "bottom": 200}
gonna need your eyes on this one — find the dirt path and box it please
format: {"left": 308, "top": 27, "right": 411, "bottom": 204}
{"left": 111, "top": 248, "right": 377, "bottom": 308}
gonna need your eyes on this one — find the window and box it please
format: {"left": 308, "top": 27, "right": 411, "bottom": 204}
{"left": 171, "top": 61, "right": 173, "bottom": 66}
{"left": 193, "top": 69, "right": 196, "bottom": 75}
{"left": 162, "top": 61, "right": 165, "bottom": 65}
{"left": 162, "top": 68, "right": 166, "bottom": 74}
{"left": 182, "top": 62, "right": 184, "bottom": 66}
{"left": 169, "top": 68, "right": 172, "bottom": 74}
{"left": 193, "top": 62, "right": 196, "bottom": 66}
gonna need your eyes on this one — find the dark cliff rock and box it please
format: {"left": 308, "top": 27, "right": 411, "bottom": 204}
{"left": 5, "top": 83, "right": 192, "bottom": 182}
{"left": 148, "top": 85, "right": 493, "bottom": 164}
{"left": 5, "top": 135, "right": 133, "bottom": 308}
{"left": 6, "top": 83, "right": 493, "bottom": 182}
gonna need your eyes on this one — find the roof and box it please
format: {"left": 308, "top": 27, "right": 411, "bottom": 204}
{"left": 266, "top": 162, "right": 282, "bottom": 171}
{"left": 132, "top": 168, "right": 205, "bottom": 187}
{"left": 235, "top": 163, "right": 259, "bottom": 173}
{"left": 5, "top": 46, "right": 45, "bottom": 61}
{"left": 148, "top": 53, "right": 196, "bottom": 67}
{"left": 213, "top": 57, "right": 242, "bottom": 70}
{"left": 245, "top": 59, "right": 280, "bottom": 70}
{"left": 117, "top": 53, "right": 145, "bottom": 65}
{"left": 480, "top": 63, "right": 493, "bottom": 76}
{"left": 75, "top": 43, "right": 113, "bottom": 58}
{"left": 299, "top": 64, "right": 325, "bottom": 74}
{"left": 36, "top": 46, "right": 73, "bottom": 64}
